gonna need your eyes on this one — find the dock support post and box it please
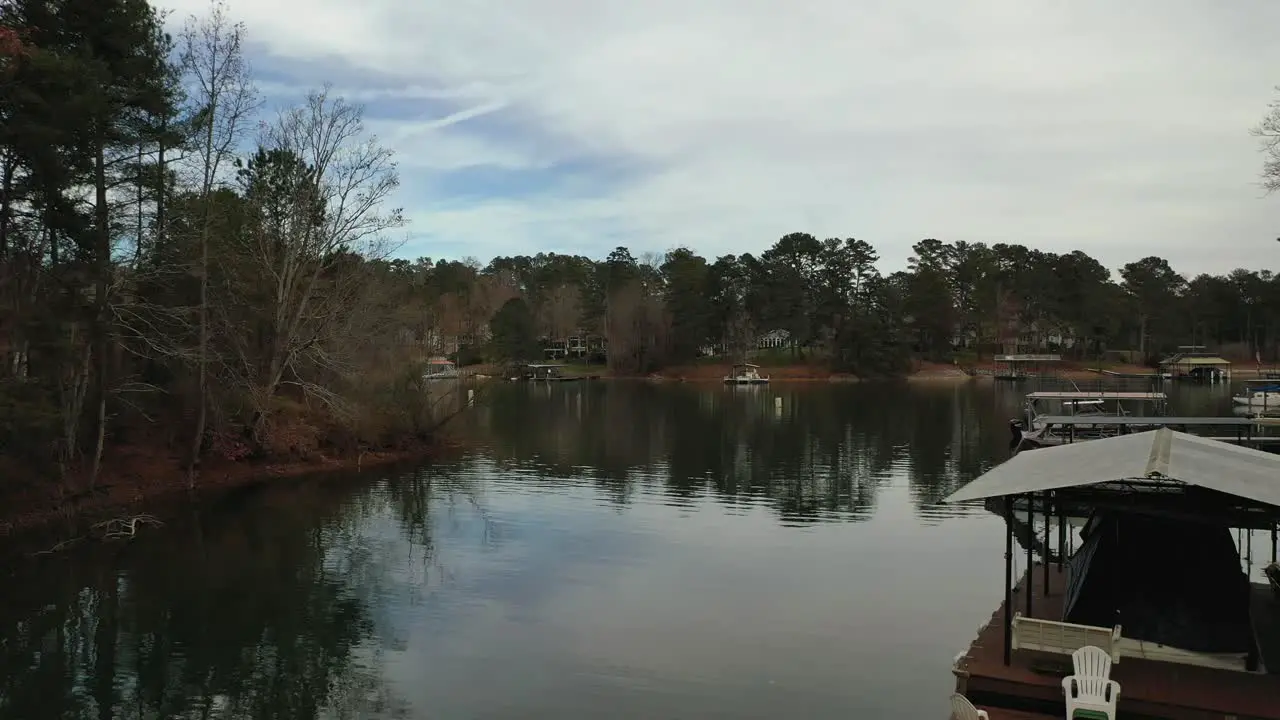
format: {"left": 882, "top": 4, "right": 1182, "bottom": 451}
{"left": 1025, "top": 493, "right": 1034, "bottom": 618}
{"left": 1057, "top": 501, "right": 1066, "bottom": 571}
{"left": 1042, "top": 492, "right": 1051, "bottom": 596}
{"left": 1272, "top": 523, "right": 1277, "bottom": 563}
{"left": 1003, "top": 496, "right": 1014, "bottom": 667}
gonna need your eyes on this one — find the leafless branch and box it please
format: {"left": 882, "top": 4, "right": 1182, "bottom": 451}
{"left": 29, "top": 536, "right": 85, "bottom": 556}
{"left": 1251, "top": 86, "right": 1280, "bottom": 194}
{"left": 92, "top": 514, "right": 163, "bottom": 540}
{"left": 214, "top": 86, "right": 404, "bottom": 437}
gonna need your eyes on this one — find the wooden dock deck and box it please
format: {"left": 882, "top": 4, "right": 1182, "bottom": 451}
{"left": 953, "top": 563, "right": 1280, "bottom": 719}
{"left": 973, "top": 707, "right": 1060, "bottom": 720}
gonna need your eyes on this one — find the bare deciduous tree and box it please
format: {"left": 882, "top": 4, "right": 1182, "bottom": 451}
{"left": 435, "top": 292, "right": 467, "bottom": 354}
{"left": 473, "top": 271, "right": 520, "bottom": 335}
{"left": 218, "top": 87, "right": 404, "bottom": 441}
{"left": 1254, "top": 88, "right": 1280, "bottom": 194}
{"left": 606, "top": 280, "right": 668, "bottom": 374}
{"left": 721, "top": 306, "right": 755, "bottom": 361}
{"left": 180, "top": 0, "right": 259, "bottom": 484}
{"left": 538, "top": 283, "right": 581, "bottom": 340}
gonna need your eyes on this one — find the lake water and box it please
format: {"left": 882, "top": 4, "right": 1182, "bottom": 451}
{"left": 0, "top": 379, "right": 1245, "bottom": 719}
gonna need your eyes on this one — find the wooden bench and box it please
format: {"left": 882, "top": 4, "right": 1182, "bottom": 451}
{"left": 1011, "top": 612, "right": 1122, "bottom": 666}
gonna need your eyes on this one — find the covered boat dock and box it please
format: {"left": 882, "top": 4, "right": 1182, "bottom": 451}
{"left": 944, "top": 428, "right": 1280, "bottom": 718}
{"left": 991, "top": 354, "right": 1062, "bottom": 381}
{"left": 1159, "top": 346, "right": 1232, "bottom": 382}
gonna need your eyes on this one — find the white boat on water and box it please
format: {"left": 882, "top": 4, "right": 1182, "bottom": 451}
{"left": 1232, "top": 380, "right": 1280, "bottom": 408}
{"left": 723, "top": 363, "right": 769, "bottom": 385}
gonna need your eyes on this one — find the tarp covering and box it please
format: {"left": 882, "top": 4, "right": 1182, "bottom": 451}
{"left": 1063, "top": 512, "right": 1253, "bottom": 654}
{"left": 943, "top": 428, "right": 1280, "bottom": 509}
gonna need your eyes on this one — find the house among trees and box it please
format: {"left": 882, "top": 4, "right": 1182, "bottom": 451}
{"left": 542, "top": 334, "right": 607, "bottom": 361}
{"left": 950, "top": 321, "right": 1078, "bottom": 355}
{"left": 756, "top": 329, "right": 791, "bottom": 349}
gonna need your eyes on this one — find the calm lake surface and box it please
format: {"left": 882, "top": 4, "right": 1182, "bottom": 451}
{"left": 0, "top": 379, "right": 1245, "bottom": 719}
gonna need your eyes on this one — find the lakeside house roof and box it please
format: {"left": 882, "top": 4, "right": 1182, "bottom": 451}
{"left": 943, "top": 428, "right": 1280, "bottom": 509}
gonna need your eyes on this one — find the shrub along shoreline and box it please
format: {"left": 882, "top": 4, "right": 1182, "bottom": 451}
{"left": 0, "top": 433, "right": 455, "bottom": 542}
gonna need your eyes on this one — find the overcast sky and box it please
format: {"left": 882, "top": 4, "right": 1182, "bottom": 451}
{"left": 154, "top": 0, "right": 1280, "bottom": 276}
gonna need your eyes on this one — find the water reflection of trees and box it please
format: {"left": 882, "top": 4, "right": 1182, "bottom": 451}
{"left": 0, "top": 477, "right": 417, "bottom": 720}
{"left": 475, "top": 381, "right": 1014, "bottom": 522}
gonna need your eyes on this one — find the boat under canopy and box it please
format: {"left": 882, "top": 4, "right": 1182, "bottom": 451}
{"left": 944, "top": 429, "right": 1280, "bottom": 717}
{"left": 1064, "top": 511, "right": 1253, "bottom": 655}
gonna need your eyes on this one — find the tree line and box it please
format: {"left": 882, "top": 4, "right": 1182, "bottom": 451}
{"left": 2, "top": 0, "right": 1279, "bottom": 488}
{"left": 432, "top": 237, "right": 1279, "bottom": 375}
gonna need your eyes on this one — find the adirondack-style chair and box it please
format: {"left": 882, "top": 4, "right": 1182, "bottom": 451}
{"left": 1062, "top": 645, "right": 1120, "bottom": 719}
{"left": 949, "top": 693, "right": 989, "bottom": 720}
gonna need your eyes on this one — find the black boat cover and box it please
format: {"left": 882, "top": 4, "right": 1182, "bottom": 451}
{"left": 1063, "top": 512, "right": 1253, "bottom": 653}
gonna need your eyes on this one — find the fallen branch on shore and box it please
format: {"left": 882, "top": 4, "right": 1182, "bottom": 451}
{"left": 28, "top": 513, "right": 165, "bottom": 556}
{"left": 29, "top": 537, "right": 85, "bottom": 556}
{"left": 93, "top": 514, "right": 163, "bottom": 540}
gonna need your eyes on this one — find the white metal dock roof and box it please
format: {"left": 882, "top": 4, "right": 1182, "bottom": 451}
{"left": 944, "top": 428, "right": 1280, "bottom": 508}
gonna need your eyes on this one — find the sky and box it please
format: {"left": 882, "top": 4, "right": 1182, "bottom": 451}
{"left": 152, "top": 0, "right": 1280, "bottom": 275}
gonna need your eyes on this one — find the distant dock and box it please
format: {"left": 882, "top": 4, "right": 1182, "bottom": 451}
{"left": 1032, "top": 414, "right": 1280, "bottom": 446}
{"left": 1089, "top": 367, "right": 1160, "bottom": 379}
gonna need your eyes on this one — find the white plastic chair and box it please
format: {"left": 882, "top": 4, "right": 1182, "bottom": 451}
{"left": 1062, "top": 645, "right": 1120, "bottom": 719}
{"left": 949, "top": 693, "right": 989, "bottom": 720}
{"left": 1072, "top": 644, "right": 1113, "bottom": 679}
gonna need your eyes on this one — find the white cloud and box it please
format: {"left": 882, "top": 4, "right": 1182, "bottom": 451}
{"left": 157, "top": 0, "right": 1280, "bottom": 274}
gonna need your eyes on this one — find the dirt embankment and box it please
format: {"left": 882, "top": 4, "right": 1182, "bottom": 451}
{"left": 0, "top": 437, "right": 457, "bottom": 540}
{"left": 922, "top": 360, "right": 1159, "bottom": 381}
{"left": 645, "top": 363, "right": 859, "bottom": 382}
{"left": 957, "top": 360, "right": 1150, "bottom": 381}
{"left": 906, "top": 361, "right": 971, "bottom": 380}
{"left": 521, "top": 358, "right": 1271, "bottom": 383}
{"left": 939, "top": 360, "right": 1274, "bottom": 381}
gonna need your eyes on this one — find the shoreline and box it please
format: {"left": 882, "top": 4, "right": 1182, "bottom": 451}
{"left": 608, "top": 361, "right": 1276, "bottom": 383}
{"left": 4, "top": 360, "right": 1265, "bottom": 542}
{"left": 475, "top": 359, "right": 1277, "bottom": 383}
{"left": 0, "top": 438, "right": 456, "bottom": 543}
